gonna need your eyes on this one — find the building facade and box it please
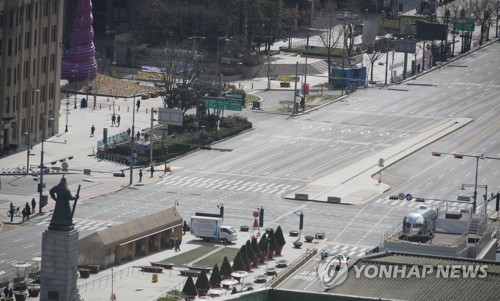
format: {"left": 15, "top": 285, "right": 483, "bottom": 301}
{"left": 0, "top": 0, "right": 63, "bottom": 158}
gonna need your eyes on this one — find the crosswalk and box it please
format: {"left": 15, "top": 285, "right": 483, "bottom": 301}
{"left": 317, "top": 243, "right": 373, "bottom": 259}
{"left": 156, "top": 175, "right": 300, "bottom": 196}
{"left": 374, "top": 197, "right": 491, "bottom": 214}
{"left": 36, "top": 217, "right": 113, "bottom": 233}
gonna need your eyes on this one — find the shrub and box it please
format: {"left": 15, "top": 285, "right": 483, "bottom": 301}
{"left": 251, "top": 237, "right": 261, "bottom": 257}
{"left": 209, "top": 264, "right": 222, "bottom": 286}
{"left": 195, "top": 271, "right": 210, "bottom": 292}
{"left": 275, "top": 226, "right": 286, "bottom": 247}
{"left": 182, "top": 276, "right": 197, "bottom": 298}
{"left": 232, "top": 252, "right": 245, "bottom": 271}
{"left": 258, "top": 234, "right": 268, "bottom": 253}
{"left": 268, "top": 229, "right": 278, "bottom": 251}
{"left": 220, "top": 256, "right": 233, "bottom": 279}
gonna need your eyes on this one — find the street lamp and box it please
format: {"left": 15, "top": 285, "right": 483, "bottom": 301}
{"left": 216, "top": 36, "right": 230, "bottom": 96}
{"left": 149, "top": 109, "right": 158, "bottom": 164}
{"left": 71, "top": 70, "right": 78, "bottom": 109}
{"left": 39, "top": 115, "right": 54, "bottom": 213}
{"left": 496, "top": 1, "right": 499, "bottom": 38}
{"left": 65, "top": 93, "right": 70, "bottom": 132}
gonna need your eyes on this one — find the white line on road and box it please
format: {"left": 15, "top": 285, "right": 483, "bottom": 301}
{"left": 23, "top": 244, "right": 34, "bottom": 249}
{"left": 0, "top": 253, "right": 5, "bottom": 257}
{"left": 12, "top": 238, "right": 24, "bottom": 242}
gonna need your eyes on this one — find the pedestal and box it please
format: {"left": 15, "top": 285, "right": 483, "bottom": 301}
{"left": 40, "top": 229, "right": 80, "bottom": 301}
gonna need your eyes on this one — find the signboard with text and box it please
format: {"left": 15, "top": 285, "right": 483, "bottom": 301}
{"left": 204, "top": 97, "right": 242, "bottom": 111}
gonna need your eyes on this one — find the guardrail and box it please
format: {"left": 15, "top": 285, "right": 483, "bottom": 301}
{"left": 268, "top": 247, "right": 318, "bottom": 288}
{"left": 77, "top": 266, "right": 135, "bottom": 292}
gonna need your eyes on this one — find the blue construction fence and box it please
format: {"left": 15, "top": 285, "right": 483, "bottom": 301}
{"left": 97, "top": 131, "right": 129, "bottom": 151}
{"left": 330, "top": 66, "right": 367, "bottom": 89}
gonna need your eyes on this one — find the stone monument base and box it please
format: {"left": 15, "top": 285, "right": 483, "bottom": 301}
{"left": 40, "top": 229, "right": 80, "bottom": 301}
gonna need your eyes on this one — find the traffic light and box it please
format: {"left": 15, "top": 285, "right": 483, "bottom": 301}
{"left": 299, "top": 213, "right": 304, "bottom": 230}
{"left": 431, "top": 152, "right": 441, "bottom": 157}
{"left": 259, "top": 207, "right": 264, "bottom": 227}
{"left": 415, "top": 198, "right": 425, "bottom": 202}
{"left": 453, "top": 154, "right": 463, "bottom": 159}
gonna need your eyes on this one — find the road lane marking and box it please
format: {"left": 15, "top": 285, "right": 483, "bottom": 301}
{"left": 23, "top": 244, "right": 34, "bottom": 249}
{"left": 13, "top": 238, "right": 24, "bottom": 242}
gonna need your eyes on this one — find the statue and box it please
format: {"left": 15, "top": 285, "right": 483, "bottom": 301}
{"left": 48, "top": 177, "right": 80, "bottom": 231}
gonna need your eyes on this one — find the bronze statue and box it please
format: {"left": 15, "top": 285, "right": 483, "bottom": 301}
{"left": 48, "top": 177, "right": 80, "bottom": 231}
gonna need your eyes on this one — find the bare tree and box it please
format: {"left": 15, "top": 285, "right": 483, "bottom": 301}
{"left": 313, "top": 2, "right": 342, "bottom": 79}
{"left": 366, "top": 38, "right": 387, "bottom": 83}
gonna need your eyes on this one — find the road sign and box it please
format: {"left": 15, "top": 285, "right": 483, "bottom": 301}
{"left": 457, "top": 195, "right": 471, "bottom": 202}
{"left": 405, "top": 194, "right": 413, "bottom": 201}
{"left": 158, "top": 108, "right": 183, "bottom": 126}
{"left": 398, "top": 193, "right": 405, "bottom": 200}
{"left": 347, "top": 57, "right": 356, "bottom": 62}
{"left": 204, "top": 98, "right": 242, "bottom": 111}
{"left": 453, "top": 22, "right": 474, "bottom": 32}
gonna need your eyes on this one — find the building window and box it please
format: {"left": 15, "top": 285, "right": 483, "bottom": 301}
{"left": 34, "top": 30, "right": 37, "bottom": 46}
{"left": 13, "top": 68, "right": 16, "bottom": 85}
{"left": 25, "top": 32, "right": 30, "bottom": 49}
{"left": 51, "top": 25, "right": 56, "bottom": 42}
{"left": 27, "top": 4, "right": 32, "bottom": 21}
{"left": 42, "top": 27, "right": 48, "bottom": 44}
{"left": 0, "top": 39, "right": 2, "bottom": 56}
{"left": 0, "top": 11, "right": 4, "bottom": 28}
{"left": 15, "top": 94, "right": 18, "bottom": 110}
{"left": 9, "top": 10, "right": 13, "bottom": 27}
{"left": 17, "top": 63, "right": 20, "bottom": 81}
{"left": 49, "top": 83, "right": 54, "bottom": 100}
{"left": 33, "top": 59, "right": 36, "bottom": 76}
{"left": 50, "top": 54, "right": 55, "bottom": 71}
{"left": 5, "top": 97, "right": 10, "bottom": 113}
{"left": 41, "top": 56, "right": 47, "bottom": 73}
{"left": 24, "top": 61, "right": 29, "bottom": 79}
{"left": 7, "top": 68, "right": 11, "bottom": 86}
{"left": 35, "top": 3, "right": 38, "bottom": 19}
{"left": 19, "top": 5, "right": 23, "bottom": 23}
{"left": 44, "top": 0, "right": 49, "bottom": 16}
{"left": 52, "top": 0, "right": 58, "bottom": 14}
{"left": 14, "top": 37, "right": 18, "bottom": 55}
{"left": 40, "top": 85, "right": 46, "bottom": 102}
{"left": 23, "top": 90, "right": 28, "bottom": 108}
{"left": 8, "top": 39, "right": 12, "bottom": 56}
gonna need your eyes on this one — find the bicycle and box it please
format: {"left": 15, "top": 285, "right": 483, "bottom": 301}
{"left": 7, "top": 207, "right": 21, "bottom": 218}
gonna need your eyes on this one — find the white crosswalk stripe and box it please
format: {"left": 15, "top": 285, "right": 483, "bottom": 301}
{"left": 321, "top": 244, "right": 372, "bottom": 259}
{"left": 35, "top": 219, "right": 113, "bottom": 233}
{"left": 155, "top": 175, "right": 300, "bottom": 195}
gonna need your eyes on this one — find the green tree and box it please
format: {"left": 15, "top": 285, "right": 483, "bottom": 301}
{"left": 182, "top": 276, "right": 197, "bottom": 298}
{"left": 232, "top": 251, "right": 246, "bottom": 271}
{"left": 209, "top": 264, "right": 222, "bottom": 287}
{"left": 275, "top": 226, "right": 286, "bottom": 247}
{"left": 220, "top": 256, "right": 233, "bottom": 279}
{"left": 251, "top": 236, "right": 261, "bottom": 257}
{"left": 239, "top": 245, "right": 250, "bottom": 266}
{"left": 268, "top": 229, "right": 278, "bottom": 251}
{"left": 245, "top": 240, "right": 257, "bottom": 262}
{"left": 258, "top": 233, "right": 269, "bottom": 255}
{"left": 195, "top": 271, "right": 210, "bottom": 292}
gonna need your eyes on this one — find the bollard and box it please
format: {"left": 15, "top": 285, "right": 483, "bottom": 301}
{"left": 252, "top": 83, "right": 254, "bottom": 89}
{"left": 109, "top": 105, "right": 111, "bottom": 110}
{"left": 146, "top": 108, "right": 148, "bottom": 114}
{"left": 127, "top": 106, "right": 129, "bottom": 112}
{"left": 239, "top": 82, "right": 241, "bottom": 88}
{"left": 99, "top": 104, "right": 102, "bottom": 109}
{"left": 118, "top": 106, "right": 120, "bottom": 111}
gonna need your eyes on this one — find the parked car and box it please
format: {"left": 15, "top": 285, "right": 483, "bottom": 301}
{"left": 336, "top": 11, "right": 359, "bottom": 20}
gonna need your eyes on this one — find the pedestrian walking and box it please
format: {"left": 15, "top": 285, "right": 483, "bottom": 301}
{"left": 150, "top": 165, "right": 154, "bottom": 178}
{"left": 90, "top": 125, "right": 95, "bottom": 137}
{"left": 136, "top": 131, "right": 141, "bottom": 141}
{"left": 31, "top": 198, "right": 36, "bottom": 213}
{"left": 175, "top": 236, "right": 181, "bottom": 251}
{"left": 170, "top": 235, "right": 175, "bottom": 249}
{"left": 144, "top": 132, "right": 149, "bottom": 141}
{"left": 117, "top": 115, "right": 121, "bottom": 126}
{"left": 139, "top": 169, "right": 143, "bottom": 182}
{"left": 22, "top": 207, "right": 27, "bottom": 221}
{"left": 25, "top": 202, "right": 31, "bottom": 217}
{"left": 127, "top": 127, "right": 131, "bottom": 137}
{"left": 136, "top": 99, "right": 141, "bottom": 112}
{"left": 111, "top": 114, "right": 116, "bottom": 126}
{"left": 3, "top": 286, "right": 8, "bottom": 298}
{"left": 183, "top": 221, "right": 188, "bottom": 235}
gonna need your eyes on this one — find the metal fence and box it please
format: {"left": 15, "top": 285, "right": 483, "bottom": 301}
{"left": 269, "top": 247, "right": 318, "bottom": 288}
{"left": 77, "top": 266, "right": 135, "bottom": 292}
{"left": 97, "top": 131, "right": 130, "bottom": 151}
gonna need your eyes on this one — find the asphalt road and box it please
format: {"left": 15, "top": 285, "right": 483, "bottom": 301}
{"left": 0, "top": 42, "right": 499, "bottom": 283}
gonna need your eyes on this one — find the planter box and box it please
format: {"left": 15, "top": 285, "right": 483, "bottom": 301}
{"left": 289, "top": 231, "right": 299, "bottom": 237}
{"left": 14, "top": 293, "right": 26, "bottom": 301}
{"left": 315, "top": 233, "right": 325, "bottom": 240}
{"left": 259, "top": 254, "right": 267, "bottom": 263}
{"left": 274, "top": 246, "right": 283, "bottom": 256}
{"left": 28, "top": 288, "right": 40, "bottom": 297}
{"left": 305, "top": 236, "right": 314, "bottom": 242}
{"left": 293, "top": 241, "right": 303, "bottom": 249}
{"left": 252, "top": 259, "right": 259, "bottom": 267}
{"left": 79, "top": 269, "right": 91, "bottom": 278}
{"left": 267, "top": 250, "right": 274, "bottom": 260}
{"left": 240, "top": 226, "right": 249, "bottom": 232}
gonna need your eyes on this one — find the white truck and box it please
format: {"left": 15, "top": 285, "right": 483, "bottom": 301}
{"left": 190, "top": 216, "right": 238, "bottom": 244}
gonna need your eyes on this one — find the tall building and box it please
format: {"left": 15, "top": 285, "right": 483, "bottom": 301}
{"left": 0, "top": 0, "right": 64, "bottom": 158}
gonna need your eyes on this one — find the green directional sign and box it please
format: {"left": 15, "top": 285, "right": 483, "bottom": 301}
{"left": 453, "top": 22, "right": 474, "bottom": 32}
{"left": 204, "top": 98, "right": 242, "bottom": 111}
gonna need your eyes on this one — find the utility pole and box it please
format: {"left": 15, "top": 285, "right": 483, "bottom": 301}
{"left": 129, "top": 95, "right": 136, "bottom": 185}
{"left": 304, "top": 24, "right": 310, "bottom": 95}
{"left": 293, "top": 62, "right": 299, "bottom": 115}
{"left": 149, "top": 109, "right": 157, "bottom": 164}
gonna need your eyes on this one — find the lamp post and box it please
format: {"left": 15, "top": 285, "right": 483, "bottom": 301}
{"left": 71, "top": 70, "right": 77, "bottom": 109}
{"left": 129, "top": 94, "right": 136, "bottom": 185}
{"left": 39, "top": 115, "right": 54, "bottom": 213}
{"left": 65, "top": 93, "right": 70, "bottom": 132}
{"left": 216, "top": 36, "right": 230, "bottom": 97}
{"left": 149, "top": 109, "right": 157, "bottom": 164}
